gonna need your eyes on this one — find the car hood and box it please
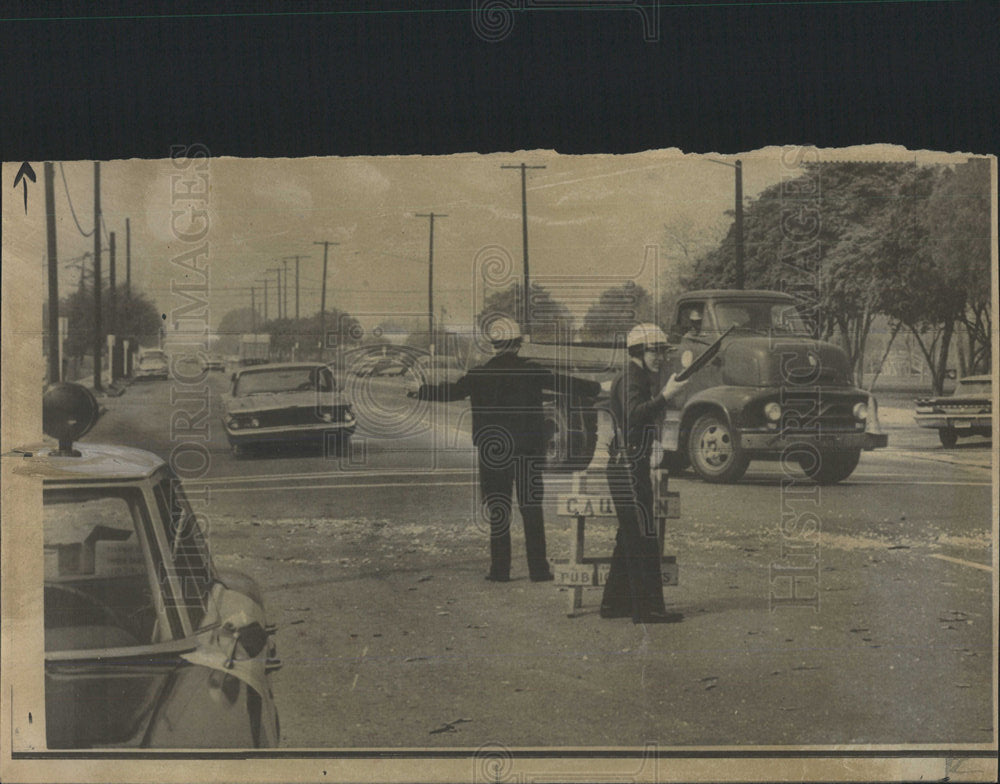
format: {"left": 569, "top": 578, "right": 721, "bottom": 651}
{"left": 224, "top": 390, "right": 350, "bottom": 413}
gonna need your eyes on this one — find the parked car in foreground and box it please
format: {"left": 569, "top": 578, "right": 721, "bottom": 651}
{"left": 13, "top": 383, "right": 281, "bottom": 748}
{"left": 914, "top": 374, "right": 992, "bottom": 447}
{"left": 222, "top": 362, "right": 356, "bottom": 457}
{"left": 134, "top": 348, "right": 169, "bottom": 380}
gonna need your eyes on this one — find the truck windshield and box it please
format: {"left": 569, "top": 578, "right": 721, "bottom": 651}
{"left": 713, "top": 301, "right": 813, "bottom": 336}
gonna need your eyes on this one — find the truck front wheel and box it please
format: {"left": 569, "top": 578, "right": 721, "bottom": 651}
{"left": 938, "top": 428, "right": 958, "bottom": 448}
{"left": 688, "top": 413, "right": 749, "bottom": 483}
{"left": 799, "top": 448, "right": 861, "bottom": 484}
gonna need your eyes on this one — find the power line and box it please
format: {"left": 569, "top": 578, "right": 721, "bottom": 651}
{"left": 58, "top": 162, "right": 94, "bottom": 238}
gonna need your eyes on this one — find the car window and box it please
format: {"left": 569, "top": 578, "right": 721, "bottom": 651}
{"left": 152, "top": 476, "right": 213, "bottom": 630}
{"left": 234, "top": 367, "right": 334, "bottom": 396}
{"left": 44, "top": 489, "right": 159, "bottom": 650}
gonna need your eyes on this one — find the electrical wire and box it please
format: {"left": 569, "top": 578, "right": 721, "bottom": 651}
{"left": 59, "top": 163, "right": 94, "bottom": 238}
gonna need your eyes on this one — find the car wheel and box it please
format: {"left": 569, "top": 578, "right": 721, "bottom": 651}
{"left": 799, "top": 448, "right": 861, "bottom": 485}
{"left": 687, "top": 412, "right": 748, "bottom": 483}
{"left": 938, "top": 428, "right": 958, "bottom": 448}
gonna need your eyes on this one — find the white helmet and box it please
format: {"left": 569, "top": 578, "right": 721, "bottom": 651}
{"left": 626, "top": 322, "right": 668, "bottom": 349}
{"left": 485, "top": 316, "right": 522, "bottom": 344}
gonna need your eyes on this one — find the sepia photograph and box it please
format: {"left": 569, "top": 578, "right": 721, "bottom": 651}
{"left": 2, "top": 145, "right": 996, "bottom": 781}
{"left": 2, "top": 2, "right": 998, "bottom": 783}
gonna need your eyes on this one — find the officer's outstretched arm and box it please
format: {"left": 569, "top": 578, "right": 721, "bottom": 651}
{"left": 417, "top": 373, "right": 471, "bottom": 402}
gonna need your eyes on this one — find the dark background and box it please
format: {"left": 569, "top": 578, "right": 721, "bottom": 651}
{"left": 1, "top": 0, "right": 997, "bottom": 161}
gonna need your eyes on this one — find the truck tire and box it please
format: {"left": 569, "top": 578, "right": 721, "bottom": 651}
{"left": 688, "top": 412, "right": 749, "bottom": 483}
{"left": 800, "top": 448, "right": 861, "bottom": 485}
{"left": 938, "top": 428, "right": 958, "bottom": 448}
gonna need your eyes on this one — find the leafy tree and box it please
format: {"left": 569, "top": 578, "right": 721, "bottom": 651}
{"left": 475, "top": 282, "right": 575, "bottom": 343}
{"left": 579, "top": 283, "right": 654, "bottom": 342}
{"left": 61, "top": 285, "right": 161, "bottom": 361}
{"left": 215, "top": 307, "right": 259, "bottom": 354}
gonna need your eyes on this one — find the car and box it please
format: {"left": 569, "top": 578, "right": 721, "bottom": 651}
{"left": 222, "top": 362, "right": 356, "bottom": 457}
{"left": 16, "top": 383, "right": 281, "bottom": 748}
{"left": 352, "top": 355, "right": 409, "bottom": 377}
{"left": 914, "top": 374, "right": 992, "bottom": 447}
{"left": 134, "top": 348, "right": 169, "bottom": 380}
{"left": 200, "top": 353, "right": 226, "bottom": 372}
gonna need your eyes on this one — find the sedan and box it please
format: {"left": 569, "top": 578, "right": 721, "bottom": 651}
{"left": 222, "top": 362, "right": 356, "bottom": 457}
{"left": 914, "top": 374, "right": 992, "bottom": 447}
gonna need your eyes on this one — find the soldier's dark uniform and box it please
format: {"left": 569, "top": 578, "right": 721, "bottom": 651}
{"left": 419, "top": 352, "right": 600, "bottom": 581}
{"left": 600, "top": 360, "right": 669, "bottom": 620}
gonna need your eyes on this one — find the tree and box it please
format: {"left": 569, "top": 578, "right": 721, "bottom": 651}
{"left": 61, "top": 285, "right": 161, "bottom": 361}
{"left": 475, "top": 282, "right": 575, "bottom": 343}
{"left": 579, "top": 283, "right": 654, "bottom": 342}
{"left": 215, "top": 307, "right": 259, "bottom": 355}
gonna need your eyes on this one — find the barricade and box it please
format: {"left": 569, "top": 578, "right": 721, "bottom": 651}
{"left": 553, "top": 469, "right": 680, "bottom": 616}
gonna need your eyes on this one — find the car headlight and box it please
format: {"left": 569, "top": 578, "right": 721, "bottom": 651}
{"left": 853, "top": 402, "right": 868, "bottom": 421}
{"left": 321, "top": 412, "right": 334, "bottom": 422}
{"left": 764, "top": 402, "right": 782, "bottom": 422}
{"left": 250, "top": 417, "right": 260, "bottom": 428}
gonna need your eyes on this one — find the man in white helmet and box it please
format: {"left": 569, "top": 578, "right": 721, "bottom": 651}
{"left": 415, "top": 316, "right": 601, "bottom": 582}
{"left": 599, "top": 322, "right": 688, "bottom": 623}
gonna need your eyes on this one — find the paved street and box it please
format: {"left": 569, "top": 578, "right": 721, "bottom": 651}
{"left": 85, "top": 372, "right": 994, "bottom": 748}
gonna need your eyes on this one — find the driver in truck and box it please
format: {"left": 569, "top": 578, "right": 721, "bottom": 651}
{"left": 600, "top": 323, "right": 689, "bottom": 624}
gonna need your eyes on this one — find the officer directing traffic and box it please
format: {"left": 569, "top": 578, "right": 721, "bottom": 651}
{"left": 415, "top": 317, "right": 601, "bottom": 582}
{"left": 600, "top": 323, "right": 688, "bottom": 623}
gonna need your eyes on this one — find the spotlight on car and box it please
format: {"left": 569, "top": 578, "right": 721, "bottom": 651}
{"left": 764, "top": 402, "right": 782, "bottom": 422}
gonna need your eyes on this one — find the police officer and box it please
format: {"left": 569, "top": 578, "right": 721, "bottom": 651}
{"left": 416, "top": 317, "right": 601, "bottom": 582}
{"left": 599, "top": 323, "right": 688, "bottom": 623}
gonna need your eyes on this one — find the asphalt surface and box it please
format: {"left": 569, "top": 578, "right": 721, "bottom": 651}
{"left": 82, "top": 369, "right": 995, "bottom": 748}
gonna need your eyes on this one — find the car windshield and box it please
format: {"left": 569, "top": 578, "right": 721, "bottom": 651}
{"left": 151, "top": 475, "right": 213, "bottom": 630}
{"left": 44, "top": 488, "right": 159, "bottom": 650}
{"left": 234, "top": 367, "right": 334, "bottom": 396}
{"left": 712, "top": 301, "right": 813, "bottom": 336}
{"left": 957, "top": 379, "right": 991, "bottom": 395}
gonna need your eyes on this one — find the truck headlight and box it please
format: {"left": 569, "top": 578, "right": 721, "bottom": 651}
{"left": 852, "top": 402, "right": 868, "bottom": 421}
{"left": 764, "top": 402, "right": 782, "bottom": 422}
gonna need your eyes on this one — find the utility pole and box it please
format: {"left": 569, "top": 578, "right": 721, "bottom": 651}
{"left": 268, "top": 266, "right": 282, "bottom": 320}
{"left": 281, "top": 256, "right": 309, "bottom": 320}
{"left": 109, "top": 232, "right": 117, "bottom": 334}
{"left": 282, "top": 259, "right": 289, "bottom": 320}
{"left": 44, "top": 162, "right": 60, "bottom": 384}
{"left": 501, "top": 162, "right": 546, "bottom": 336}
{"left": 313, "top": 241, "right": 338, "bottom": 359}
{"left": 125, "top": 217, "right": 131, "bottom": 296}
{"left": 283, "top": 256, "right": 309, "bottom": 320}
{"left": 734, "top": 159, "right": 744, "bottom": 290}
{"left": 415, "top": 213, "right": 447, "bottom": 355}
{"left": 251, "top": 286, "right": 257, "bottom": 332}
{"left": 93, "top": 161, "right": 103, "bottom": 392}
{"left": 258, "top": 278, "right": 269, "bottom": 323}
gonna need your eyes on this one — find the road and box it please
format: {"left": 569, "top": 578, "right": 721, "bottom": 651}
{"left": 84, "top": 371, "right": 994, "bottom": 748}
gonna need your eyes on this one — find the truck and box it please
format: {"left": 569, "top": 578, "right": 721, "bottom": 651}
{"left": 237, "top": 334, "right": 271, "bottom": 368}
{"left": 523, "top": 289, "right": 888, "bottom": 485}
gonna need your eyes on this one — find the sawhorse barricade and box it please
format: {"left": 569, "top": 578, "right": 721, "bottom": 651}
{"left": 553, "top": 469, "right": 680, "bottom": 617}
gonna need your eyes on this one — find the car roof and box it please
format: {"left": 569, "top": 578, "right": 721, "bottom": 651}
{"left": 679, "top": 289, "right": 796, "bottom": 302}
{"left": 10, "top": 442, "right": 165, "bottom": 482}
{"left": 233, "top": 361, "right": 328, "bottom": 377}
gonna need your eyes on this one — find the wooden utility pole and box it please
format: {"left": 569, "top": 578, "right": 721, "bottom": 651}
{"left": 44, "top": 162, "right": 60, "bottom": 384}
{"left": 415, "top": 213, "right": 447, "bottom": 355}
{"left": 93, "top": 161, "right": 103, "bottom": 392}
{"left": 313, "top": 241, "right": 338, "bottom": 359}
{"left": 734, "top": 159, "right": 744, "bottom": 290}
{"left": 501, "top": 162, "right": 546, "bottom": 336}
{"left": 282, "top": 259, "right": 289, "bottom": 320}
{"left": 251, "top": 286, "right": 257, "bottom": 332}
{"left": 125, "top": 217, "right": 131, "bottom": 295}
{"left": 258, "top": 278, "right": 269, "bottom": 322}
{"left": 109, "top": 232, "right": 117, "bottom": 332}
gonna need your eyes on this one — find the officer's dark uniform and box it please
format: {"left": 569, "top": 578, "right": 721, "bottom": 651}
{"left": 419, "top": 352, "right": 600, "bottom": 581}
{"left": 600, "top": 360, "right": 669, "bottom": 620}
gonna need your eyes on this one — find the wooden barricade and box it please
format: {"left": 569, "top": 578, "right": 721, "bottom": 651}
{"left": 553, "top": 469, "right": 680, "bottom": 617}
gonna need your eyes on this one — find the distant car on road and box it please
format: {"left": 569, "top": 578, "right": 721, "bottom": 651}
{"left": 914, "top": 374, "right": 992, "bottom": 447}
{"left": 222, "top": 362, "right": 356, "bottom": 457}
{"left": 16, "top": 383, "right": 281, "bottom": 748}
{"left": 134, "top": 348, "right": 169, "bottom": 380}
{"left": 353, "top": 355, "right": 409, "bottom": 377}
{"left": 403, "top": 354, "right": 465, "bottom": 396}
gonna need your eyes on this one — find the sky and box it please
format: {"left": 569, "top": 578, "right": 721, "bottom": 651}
{"left": 3, "top": 146, "right": 967, "bottom": 339}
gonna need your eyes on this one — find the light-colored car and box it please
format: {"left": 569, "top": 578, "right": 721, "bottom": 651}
{"left": 16, "top": 383, "right": 281, "bottom": 748}
{"left": 134, "top": 348, "right": 169, "bottom": 380}
{"left": 222, "top": 362, "right": 356, "bottom": 457}
{"left": 915, "top": 374, "right": 992, "bottom": 447}
{"left": 403, "top": 354, "right": 465, "bottom": 396}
